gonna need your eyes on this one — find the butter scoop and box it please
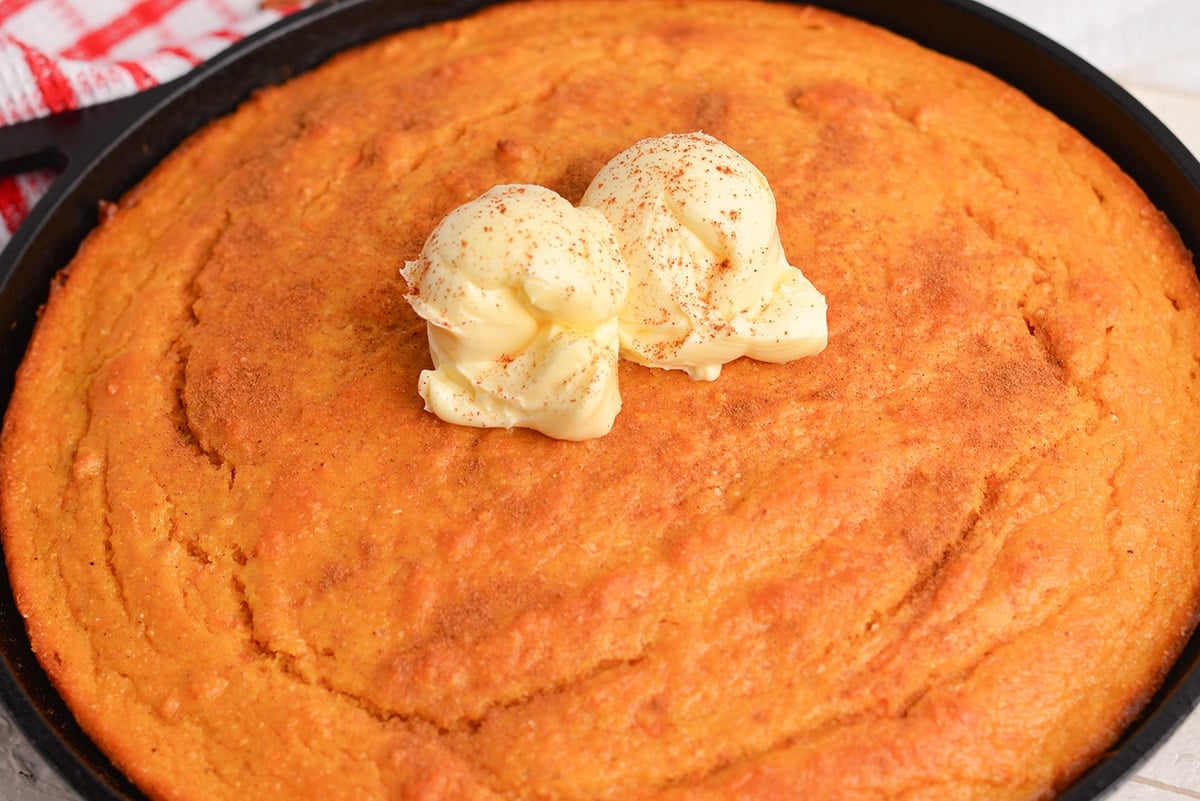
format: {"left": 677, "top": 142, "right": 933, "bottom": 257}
{"left": 581, "top": 131, "right": 827, "bottom": 380}
{"left": 401, "top": 184, "right": 628, "bottom": 441}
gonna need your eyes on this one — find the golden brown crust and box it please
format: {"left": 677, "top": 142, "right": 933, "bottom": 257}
{"left": 4, "top": 2, "right": 1200, "bottom": 799}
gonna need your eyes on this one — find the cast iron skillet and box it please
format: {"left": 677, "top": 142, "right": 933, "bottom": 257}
{"left": 0, "top": 1, "right": 1198, "bottom": 799}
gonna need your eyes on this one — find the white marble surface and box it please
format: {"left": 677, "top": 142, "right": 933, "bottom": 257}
{"left": 1, "top": 1, "right": 1199, "bottom": 800}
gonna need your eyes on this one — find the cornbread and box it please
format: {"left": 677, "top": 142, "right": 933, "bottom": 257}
{"left": 4, "top": 2, "right": 1200, "bottom": 800}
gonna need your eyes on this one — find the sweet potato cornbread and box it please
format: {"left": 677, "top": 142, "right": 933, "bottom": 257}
{"left": 4, "top": 1, "right": 1200, "bottom": 799}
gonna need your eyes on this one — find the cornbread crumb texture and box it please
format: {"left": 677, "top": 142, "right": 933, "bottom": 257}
{"left": 2, "top": 2, "right": 1200, "bottom": 801}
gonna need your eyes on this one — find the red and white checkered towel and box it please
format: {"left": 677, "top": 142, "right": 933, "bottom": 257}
{"left": 0, "top": 0, "right": 311, "bottom": 250}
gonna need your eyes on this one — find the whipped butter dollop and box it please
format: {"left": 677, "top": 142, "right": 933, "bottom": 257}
{"left": 401, "top": 184, "right": 628, "bottom": 441}
{"left": 401, "top": 133, "right": 827, "bottom": 440}
{"left": 581, "top": 131, "right": 827, "bottom": 381}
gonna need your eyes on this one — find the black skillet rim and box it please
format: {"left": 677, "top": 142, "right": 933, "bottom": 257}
{"left": 0, "top": 1, "right": 1197, "bottom": 799}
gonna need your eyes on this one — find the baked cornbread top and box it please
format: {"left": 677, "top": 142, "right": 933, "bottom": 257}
{"left": 3, "top": 2, "right": 1200, "bottom": 800}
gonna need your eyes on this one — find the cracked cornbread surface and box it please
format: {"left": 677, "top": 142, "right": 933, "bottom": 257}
{"left": 4, "top": 1, "right": 1200, "bottom": 799}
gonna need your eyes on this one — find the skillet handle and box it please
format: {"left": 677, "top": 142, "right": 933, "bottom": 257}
{"left": 0, "top": 113, "right": 69, "bottom": 176}
{"left": 0, "top": 82, "right": 177, "bottom": 179}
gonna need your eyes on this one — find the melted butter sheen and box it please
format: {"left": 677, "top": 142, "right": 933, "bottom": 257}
{"left": 402, "top": 133, "right": 828, "bottom": 439}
